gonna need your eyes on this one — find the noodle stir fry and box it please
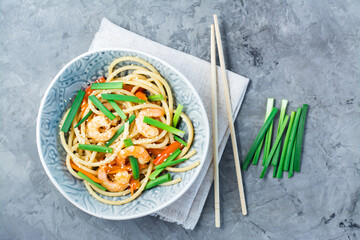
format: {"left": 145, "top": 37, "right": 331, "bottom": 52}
{"left": 59, "top": 56, "right": 199, "bottom": 205}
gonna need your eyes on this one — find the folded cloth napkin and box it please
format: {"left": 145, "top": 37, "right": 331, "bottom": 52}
{"left": 89, "top": 18, "right": 249, "bottom": 230}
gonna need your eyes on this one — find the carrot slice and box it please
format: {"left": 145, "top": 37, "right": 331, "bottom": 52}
{"left": 130, "top": 177, "right": 140, "bottom": 195}
{"left": 123, "top": 84, "right": 133, "bottom": 92}
{"left": 153, "top": 141, "right": 182, "bottom": 165}
{"left": 135, "top": 91, "right": 148, "bottom": 101}
{"left": 147, "top": 149, "right": 164, "bottom": 157}
{"left": 70, "top": 161, "right": 101, "bottom": 183}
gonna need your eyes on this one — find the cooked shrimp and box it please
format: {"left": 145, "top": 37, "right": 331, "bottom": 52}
{"left": 109, "top": 117, "right": 120, "bottom": 126}
{"left": 117, "top": 146, "right": 151, "bottom": 165}
{"left": 86, "top": 115, "right": 116, "bottom": 142}
{"left": 98, "top": 166, "right": 130, "bottom": 192}
{"left": 115, "top": 156, "right": 126, "bottom": 166}
{"left": 135, "top": 108, "right": 164, "bottom": 138}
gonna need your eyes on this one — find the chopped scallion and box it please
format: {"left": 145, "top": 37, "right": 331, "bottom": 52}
{"left": 145, "top": 173, "right": 171, "bottom": 190}
{"left": 283, "top": 108, "right": 302, "bottom": 171}
{"left": 241, "top": 108, "right": 278, "bottom": 170}
{"left": 288, "top": 139, "right": 296, "bottom": 178}
{"left": 105, "top": 114, "right": 136, "bottom": 147}
{"left": 129, "top": 156, "right": 140, "bottom": 180}
{"left": 90, "top": 82, "right": 123, "bottom": 90}
{"left": 88, "top": 95, "right": 116, "bottom": 120}
{"left": 173, "top": 136, "right": 187, "bottom": 146}
{"left": 108, "top": 100, "right": 127, "bottom": 120}
{"left": 124, "top": 138, "right": 133, "bottom": 147}
{"left": 276, "top": 111, "right": 296, "bottom": 178}
{"left": 155, "top": 158, "right": 187, "bottom": 170}
{"left": 101, "top": 94, "right": 146, "bottom": 103}
{"left": 148, "top": 94, "right": 165, "bottom": 101}
{"left": 271, "top": 99, "right": 288, "bottom": 177}
{"left": 252, "top": 140, "right": 264, "bottom": 165}
{"left": 61, "top": 90, "right": 85, "bottom": 132}
{"left": 172, "top": 104, "right": 183, "bottom": 127}
{"left": 260, "top": 115, "right": 289, "bottom": 178}
{"left": 78, "top": 144, "right": 113, "bottom": 153}
{"left": 74, "top": 110, "right": 93, "bottom": 128}
{"left": 252, "top": 99, "right": 273, "bottom": 165}
{"left": 294, "top": 104, "right": 309, "bottom": 172}
{"left": 143, "top": 117, "right": 185, "bottom": 137}
{"left": 263, "top": 98, "right": 274, "bottom": 165}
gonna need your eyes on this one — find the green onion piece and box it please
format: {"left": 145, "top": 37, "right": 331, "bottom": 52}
{"left": 283, "top": 108, "right": 302, "bottom": 171}
{"left": 88, "top": 95, "right": 115, "bottom": 120}
{"left": 101, "top": 94, "right": 146, "bottom": 103}
{"left": 74, "top": 110, "right": 93, "bottom": 128}
{"left": 149, "top": 169, "right": 164, "bottom": 181}
{"left": 148, "top": 94, "right": 165, "bottom": 101}
{"left": 173, "top": 136, "right": 187, "bottom": 146}
{"left": 241, "top": 108, "right": 278, "bottom": 170}
{"left": 61, "top": 90, "right": 86, "bottom": 132}
{"left": 108, "top": 100, "right": 127, "bottom": 120}
{"left": 129, "top": 156, "right": 140, "bottom": 180}
{"left": 262, "top": 98, "right": 274, "bottom": 165}
{"left": 271, "top": 100, "right": 288, "bottom": 177}
{"left": 252, "top": 141, "right": 263, "bottom": 165}
{"left": 90, "top": 82, "right": 123, "bottom": 90}
{"left": 294, "top": 104, "right": 309, "bottom": 172}
{"left": 124, "top": 138, "right": 133, "bottom": 147}
{"left": 78, "top": 144, "right": 113, "bottom": 153}
{"left": 288, "top": 139, "right": 296, "bottom": 178}
{"left": 271, "top": 100, "right": 288, "bottom": 166}
{"left": 155, "top": 158, "right": 187, "bottom": 170}
{"left": 77, "top": 172, "right": 107, "bottom": 191}
{"left": 172, "top": 104, "right": 183, "bottom": 127}
{"left": 276, "top": 111, "right": 296, "bottom": 178}
{"left": 145, "top": 173, "right": 171, "bottom": 190}
{"left": 149, "top": 148, "right": 182, "bottom": 180}
{"left": 260, "top": 115, "right": 289, "bottom": 178}
{"left": 105, "top": 114, "right": 136, "bottom": 147}
{"left": 272, "top": 167, "right": 277, "bottom": 178}
{"left": 252, "top": 99, "right": 273, "bottom": 165}
{"left": 143, "top": 117, "right": 185, "bottom": 137}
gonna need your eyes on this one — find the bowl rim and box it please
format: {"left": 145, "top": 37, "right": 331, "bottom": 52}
{"left": 36, "top": 48, "right": 210, "bottom": 220}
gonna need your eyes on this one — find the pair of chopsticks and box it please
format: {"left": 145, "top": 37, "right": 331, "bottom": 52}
{"left": 211, "top": 14, "right": 247, "bottom": 228}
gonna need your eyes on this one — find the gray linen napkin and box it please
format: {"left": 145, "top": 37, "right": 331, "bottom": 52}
{"left": 89, "top": 18, "right": 249, "bottom": 229}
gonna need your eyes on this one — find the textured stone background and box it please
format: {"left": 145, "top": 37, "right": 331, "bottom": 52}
{"left": 1, "top": 0, "right": 360, "bottom": 239}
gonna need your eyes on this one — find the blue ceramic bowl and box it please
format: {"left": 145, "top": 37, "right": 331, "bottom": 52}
{"left": 36, "top": 49, "right": 210, "bottom": 220}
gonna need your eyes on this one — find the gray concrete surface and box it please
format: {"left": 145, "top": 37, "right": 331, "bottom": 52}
{"left": 1, "top": 0, "right": 360, "bottom": 239}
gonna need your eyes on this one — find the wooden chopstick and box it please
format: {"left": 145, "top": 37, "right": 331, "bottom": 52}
{"left": 210, "top": 24, "right": 220, "bottom": 227}
{"left": 213, "top": 14, "right": 248, "bottom": 216}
